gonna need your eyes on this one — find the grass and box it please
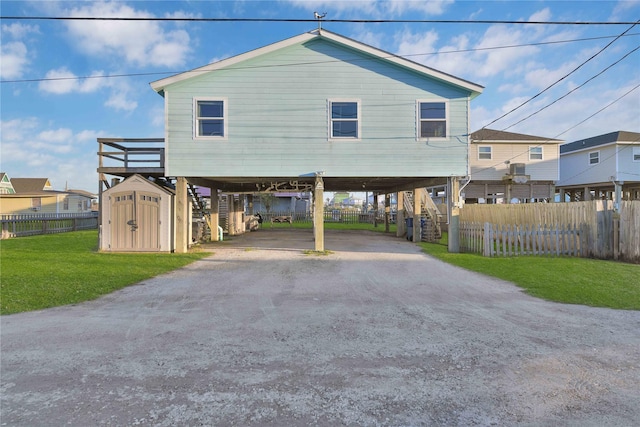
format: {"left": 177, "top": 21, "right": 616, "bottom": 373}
{"left": 419, "top": 233, "right": 640, "bottom": 310}
{"left": 0, "top": 231, "right": 210, "bottom": 315}
{"left": 3, "top": 226, "right": 637, "bottom": 314}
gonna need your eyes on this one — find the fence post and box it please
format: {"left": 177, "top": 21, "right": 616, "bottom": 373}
{"left": 483, "top": 222, "right": 491, "bottom": 257}
{"left": 613, "top": 212, "right": 620, "bottom": 261}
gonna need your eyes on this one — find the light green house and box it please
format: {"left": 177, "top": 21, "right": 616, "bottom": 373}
{"left": 147, "top": 29, "right": 483, "bottom": 251}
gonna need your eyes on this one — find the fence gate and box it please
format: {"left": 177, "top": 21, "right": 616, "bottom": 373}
{"left": 110, "top": 191, "right": 160, "bottom": 251}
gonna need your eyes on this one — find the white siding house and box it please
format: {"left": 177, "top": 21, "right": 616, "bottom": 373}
{"left": 557, "top": 131, "right": 640, "bottom": 201}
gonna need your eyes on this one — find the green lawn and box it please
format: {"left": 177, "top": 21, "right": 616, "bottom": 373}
{"left": 419, "top": 234, "right": 640, "bottom": 310}
{"left": 0, "top": 231, "right": 209, "bottom": 315}
{"left": 2, "top": 227, "right": 637, "bottom": 314}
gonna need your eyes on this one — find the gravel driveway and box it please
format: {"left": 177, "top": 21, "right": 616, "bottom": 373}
{"left": 2, "top": 229, "right": 639, "bottom": 426}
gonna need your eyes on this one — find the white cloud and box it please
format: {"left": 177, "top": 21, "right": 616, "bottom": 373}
{"left": 37, "top": 67, "right": 137, "bottom": 112}
{"left": 106, "top": 88, "right": 138, "bottom": 112}
{"left": 1, "top": 22, "right": 40, "bottom": 38}
{"left": 0, "top": 118, "right": 106, "bottom": 191}
{"left": 0, "top": 41, "right": 29, "bottom": 79}
{"left": 38, "top": 68, "right": 108, "bottom": 94}
{"left": 283, "top": 0, "right": 452, "bottom": 17}
{"left": 0, "top": 23, "right": 40, "bottom": 80}
{"left": 64, "top": 1, "right": 192, "bottom": 68}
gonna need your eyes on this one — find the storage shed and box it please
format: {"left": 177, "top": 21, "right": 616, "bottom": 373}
{"left": 100, "top": 174, "right": 182, "bottom": 252}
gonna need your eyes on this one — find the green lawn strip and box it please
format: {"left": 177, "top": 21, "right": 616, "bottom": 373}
{"left": 418, "top": 238, "right": 640, "bottom": 310}
{"left": 1, "top": 231, "right": 209, "bottom": 315}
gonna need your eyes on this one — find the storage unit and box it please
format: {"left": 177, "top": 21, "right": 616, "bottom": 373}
{"left": 100, "top": 174, "right": 178, "bottom": 252}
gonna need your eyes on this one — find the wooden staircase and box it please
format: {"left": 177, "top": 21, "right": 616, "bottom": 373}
{"left": 402, "top": 189, "right": 442, "bottom": 242}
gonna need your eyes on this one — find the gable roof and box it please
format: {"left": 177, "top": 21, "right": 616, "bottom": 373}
{"left": 151, "top": 29, "right": 483, "bottom": 99}
{"left": 106, "top": 174, "right": 175, "bottom": 195}
{"left": 560, "top": 131, "right": 640, "bottom": 154}
{"left": 471, "top": 128, "right": 562, "bottom": 144}
{"left": 11, "top": 178, "right": 53, "bottom": 194}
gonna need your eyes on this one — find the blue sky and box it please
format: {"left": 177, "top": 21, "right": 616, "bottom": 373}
{"left": 1, "top": 0, "right": 639, "bottom": 193}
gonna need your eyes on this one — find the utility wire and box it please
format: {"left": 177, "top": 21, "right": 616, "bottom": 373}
{"left": 482, "top": 20, "right": 640, "bottom": 130}
{"left": 3, "top": 33, "right": 638, "bottom": 84}
{"left": 471, "top": 83, "right": 640, "bottom": 178}
{"left": 503, "top": 44, "right": 640, "bottom": 131}
{"left": 1, "top": 16, "right": 638, "bottom": 25}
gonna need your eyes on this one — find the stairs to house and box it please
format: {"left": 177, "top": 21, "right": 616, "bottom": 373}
{"left": 402, "top": 189, "right": 442, "bottom": 242}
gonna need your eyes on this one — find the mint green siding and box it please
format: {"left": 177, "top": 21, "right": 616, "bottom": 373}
{"left": 163, "top": 38, "right": 472, "bottom": 178}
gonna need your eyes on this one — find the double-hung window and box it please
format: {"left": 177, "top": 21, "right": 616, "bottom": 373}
{"left": 478, "top": 146, "right": 492, "bottom": 160}
{"left": 417, "top": 101, "right": 448, "bottom": 139}
{"left": 529, "top": 146, "right": 543, "bottom": 160}
{"left": 194, "top": 98, "right": 227, "bottom": 139}
{"left": 633, "top": 147, "right": 640, "bottom": 162}
{"left": 329, "top": 100, "right": 360, "bottom": 140}
{"left": 589, "top": 151, "right": 600, "bottom": 165}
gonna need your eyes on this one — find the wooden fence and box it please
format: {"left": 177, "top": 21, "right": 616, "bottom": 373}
{"left": 1, "top": 213, "right": 99, "bottom": 239}
{"left": 461, "top": 222, "right": 583, "bottom": 257}
{"left": 259, "top": 210, "right": 388, "bottom": 224}
{"left": 459, "top": 200, "right": 640, "bottom": 263}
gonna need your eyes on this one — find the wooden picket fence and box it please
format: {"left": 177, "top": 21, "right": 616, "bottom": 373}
{"left": 1, "top": 213, "right": 98, "bottom": 239}
{"left": 459, "top": 200, "right": 640, "bottom": 263}
{"left": 461, "top": 222, "right": 583, "bottom": 257}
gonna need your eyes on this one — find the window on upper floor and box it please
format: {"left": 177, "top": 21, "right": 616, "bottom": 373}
{"left": 417, "top": 101, "right": 448, "bottom": 139}
{"left": 529, "top": 146, "right": 543, "bottom": 160}
{"left": 589, "top": 151, "right": 600, "bottom": 165}
{"left": 478, "top": 146, "right": 492, "bottom": 160}
{"left": 63, "top": 197, "right": 69, "bottom": 210}
{"left": 633, "top": 147, "right": 640, "bottom": 162}
{"left": 194, "top": 98, "right": 227, "bottom": 139}
{"left": 329, "top": 100, "right": 360, "bottom": 140}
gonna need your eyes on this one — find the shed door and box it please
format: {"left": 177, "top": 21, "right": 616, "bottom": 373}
{"left": 110, "top": 191, "right": 161, "bottom": 251}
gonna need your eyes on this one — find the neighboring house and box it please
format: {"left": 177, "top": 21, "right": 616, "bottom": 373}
{"left": 0, "top": 177, "right": 96, "bottom": 215}
{"left": 466, "top": 129, "right": 563, "bottom": 203}
{"left": 101, "top": 28, "right": 483, "bottom": 251}
{"left": 557, "top": 130, "right": 640, "bottom": 202}
{"left": 252, "top": 192, "right": 311, "bottom": 214}
{"left": 0, "top": 173, "right": 16, "bottom": 194}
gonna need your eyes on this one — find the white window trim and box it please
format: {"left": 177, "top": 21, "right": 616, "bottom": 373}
{"left": 633, "top": 146, "right": 640, "bottom": 162}
{"left": 589, "top": 150, "right": 600, "bottom": 165}
{"left": 328, "top": 99, "right": 361, "bottom": 141}
{"left": 193, "top": 97, "right": 228, "bottom": 140}
{"left": 416, "top": 99, "right": 449, "bottom": 141}
{"left": 529, "top": 146, "right": 543, "bottom": 161}
{"left": 478, "top": 145, "right": 492, "bottom": 160}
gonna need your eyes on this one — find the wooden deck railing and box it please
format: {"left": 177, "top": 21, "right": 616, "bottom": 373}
{"left": 97, "top": 138, "right": 165, "bottom": 180}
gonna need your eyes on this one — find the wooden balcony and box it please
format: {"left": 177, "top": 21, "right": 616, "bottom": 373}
{"left": 97, "top": 138, "right": 165, "bottom": 186}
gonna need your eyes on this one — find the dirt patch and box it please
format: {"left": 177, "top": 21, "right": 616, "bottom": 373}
{"left": 2, "top": 229, "right": 639, "bottom": 426}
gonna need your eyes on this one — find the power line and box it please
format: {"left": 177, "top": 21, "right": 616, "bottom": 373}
{"left": 503, "top": 44, "right": 640, "bottom": 130}
{"left": 1, "top": 16, "right": 638, "bottom": 25}
{"left": 471, "top": 83, "right": 640, "bottom": 178}
{"left": 482, "top": 20, "right": 640, "bottom": 130}
{"left": 3, "top": 33, "right": 638, "bottom": 84}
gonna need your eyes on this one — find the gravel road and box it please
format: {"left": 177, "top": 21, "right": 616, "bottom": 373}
{"left": 1, "top": 229, "right": 639, "bottom": 426}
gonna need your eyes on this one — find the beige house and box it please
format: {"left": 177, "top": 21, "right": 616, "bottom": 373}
{"left": 465, "top": 129, "right": 562, "bottom": 203}
{"left": 0, "top": 177, "right": 96, "bottom": 215}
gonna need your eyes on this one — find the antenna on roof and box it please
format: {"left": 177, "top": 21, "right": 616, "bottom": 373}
{"left": 314, "top": 11, "right": 327, "bottom": 31}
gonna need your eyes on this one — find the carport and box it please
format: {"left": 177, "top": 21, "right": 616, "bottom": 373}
{"left": 98, "top": 138, "right": 465, "bottom": 253}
